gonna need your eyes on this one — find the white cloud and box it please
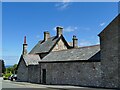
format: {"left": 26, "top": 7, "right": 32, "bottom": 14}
{"left": 96, "top": 37, "right": 100, "bottom": 44}
{"left": 53, "top": 27, "right": 57, "bottom": 31}
{"left": 79, "top": 27, "right": 90, "bottom": 31}
{"left": 64, "top": 26, "right": 78, "bottom": 32}
{"left": 79, "top": 37, "right": 100, "bottom": 47}
{"left": 79, "top": 40, "right": 92, "bottom": 46}
{"left": 53, "top": 26, "right": 78, "bottom": 32}
{"left": 62, "top": 0, "right": 71, "bottom": 2}
{"left": 100, "top": 22, "right": 105, "bottom": 26}
{"left": 55, "top": 2, "right": 70, "bottom": 10}
{"left": 53, "top": 26, "right": 90, "bottom": 32}
{"left": 2, "top": 0, "right": 120, "bottom": 2}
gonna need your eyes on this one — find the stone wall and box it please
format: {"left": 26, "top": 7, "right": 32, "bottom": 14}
{"left": 28, "top": 65, "right": 41, "bottom": 83}
{"left": 17, "top": 59, "right": 28, "bottom": 82}
{"left": 52, "top": 39, "right": 67, "bottom": 51}
{"left": 0, "top": 60, "right": 2, "bottom": 77}
{"left": 40, "top": 61, "right": 101, "bottom": 87}
{"left": 99, "top": 15, "right": 119, "bottom": 88}
{"left": 118, "top": 14, "right": 120, "bottom": 88}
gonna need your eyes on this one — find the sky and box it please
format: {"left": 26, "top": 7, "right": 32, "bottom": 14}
{"left": 2, "top": 2, "right": 118, "bottom": 65}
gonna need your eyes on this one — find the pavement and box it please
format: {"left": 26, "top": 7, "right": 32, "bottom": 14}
{"left": 0, "top": 77, "right": 2, "bottom": 90}
{"left": 0, "top": 77, "right": 116, "bottom": 90}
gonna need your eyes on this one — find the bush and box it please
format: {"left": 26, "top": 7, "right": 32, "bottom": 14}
{"left": 3, "top": 77, "right": 8, "bottom": 80}
{"left": 3, "top": 73, "right": 12, "bottom": 80}
{"left": 3, "top": 64, "right": 18, "bottom": 80}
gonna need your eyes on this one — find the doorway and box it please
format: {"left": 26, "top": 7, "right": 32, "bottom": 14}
{"left": 42, "top": 69, "right": 46, "bottom": 84}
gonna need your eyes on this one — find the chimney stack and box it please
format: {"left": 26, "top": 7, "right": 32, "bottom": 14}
{"left": 56, "top": 26, "right": 63, "bottom": 37}
{"left": 22, "top": 36, "right": 27, "bottom": 55}
{"left": 44, "top": 31, "right": 50, "bottom": 41}
{"left": 72, "top": 35, "right": 78, "bottom": 48}
{"left": 24, "top": 36, "right": 26, "bottom": 44}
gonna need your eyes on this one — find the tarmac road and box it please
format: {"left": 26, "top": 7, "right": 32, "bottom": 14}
{"left": 0, "top": 77, "right": 115, "bottom": 90}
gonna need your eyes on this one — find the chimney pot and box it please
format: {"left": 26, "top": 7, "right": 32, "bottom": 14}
{"left": 24, "top": 36, "right": 26, "bottom": 44}
{"left": 23, "top": 36, "right": 27, "bottom": 55}
{"left": 72, "top": 35, "right": 78, "bottom": 48}
{"left": 56, "top": 26, "right": 63, "bottom": 37}
{"left": 44, "top": 31, "right": 50, "bottom": 41}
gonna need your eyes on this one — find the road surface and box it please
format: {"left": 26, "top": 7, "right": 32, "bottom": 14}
{"left": 0, "top": 77, "right": 115, "bottom": 90}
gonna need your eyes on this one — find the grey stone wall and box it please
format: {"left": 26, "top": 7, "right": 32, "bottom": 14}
{"left": 28, "top": 64, "right": 41, "bottom": 83}
{"left": 40, "top": 61, "right": 101, "bottom": 87}
{"left": 99, "top": 15, "right": 119, "bottom": 88}
{"left": 52, "top": 39, "right": 67, "bottom": 51}
{"left": 17, "top": 59, "right": 28, "bottom": 82}
{"left": 0, "top": 60, "right": 2, "bottom": 77}
{"left": 118, "top": 14, "right": 120, "bottom": 88}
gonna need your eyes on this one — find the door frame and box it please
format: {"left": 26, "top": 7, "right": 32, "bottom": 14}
{"left": 42, "top": 69, "right": 46, "bottom": 84}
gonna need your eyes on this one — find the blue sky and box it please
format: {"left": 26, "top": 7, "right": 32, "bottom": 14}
{"left": 2, "top": 2, "right": 118, "bottom": 65}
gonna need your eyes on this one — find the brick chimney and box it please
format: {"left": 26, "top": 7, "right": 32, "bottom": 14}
{"left": 22, "top": 36, "right": 27, "bottom": 55}
{"left": 72, "top": 35, "right": 78, "bottom": 48}
{"left": 44, "top": 31, "right": 50, "bottom": 41}
{"left": 56, "top": 26, "right": 63, "bottom": 37}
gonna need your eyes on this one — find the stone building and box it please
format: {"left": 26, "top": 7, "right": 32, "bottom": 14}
{"left": 0, "top": 60, "right": 2, "bottom": 77}
{"left": 17, "top": 14, "right": 120, "bottom": 88}
{"left": 98, "top": 14, "right": 120, "bottom": 88}
{"left": 0, "top": 60, "right": 5, "bottom": 77}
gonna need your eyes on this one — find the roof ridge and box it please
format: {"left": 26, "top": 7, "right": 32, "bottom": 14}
{"left": 51, "top": 44, "right": 100, "bottom": 52}
{"left": 23, "top": 54, "right": 39, "bottom": 56}
{"left": 38, "top": 36, "right": 57, "bottom": 42}
{"left": 29, "top": 35, "right": 60, "bottom": 54}
{"left": 79, "top": 44, "right": 100, "bottom": 48}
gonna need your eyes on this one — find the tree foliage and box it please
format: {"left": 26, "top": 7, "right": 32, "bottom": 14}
{"left": 2, "top": 60, "right": 5, "bottom": 74}
{"left": 6, "top": 64, "right": 18, "bottom": 74}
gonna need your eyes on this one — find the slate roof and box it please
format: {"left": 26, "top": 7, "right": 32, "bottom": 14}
{"left": 40, "top": 45, "right": 100, "bottom": 62}
{"left": 29, "top": 35, "right": 71, "bottom": 54}
{"left": 23, "top": 54, "right": 41, "bottom": 66}
{"left": 29, "top": 36, "right": 60, "bottom": 54}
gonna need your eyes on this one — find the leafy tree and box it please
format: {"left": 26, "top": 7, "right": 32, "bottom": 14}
{"left": 12, "top": 64, "right": 17, "bottom": 74}
{"left": 6, "top": 67, "right": 12, "bottom": 73}
{"left": 3, "top": 64, "right": 18, "bottom": 79}
{"left": 5, "top": 64, "right": 18, "bottom": 74}
{"left": 2, "top": 60, "right": 5, "bottom": 74}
